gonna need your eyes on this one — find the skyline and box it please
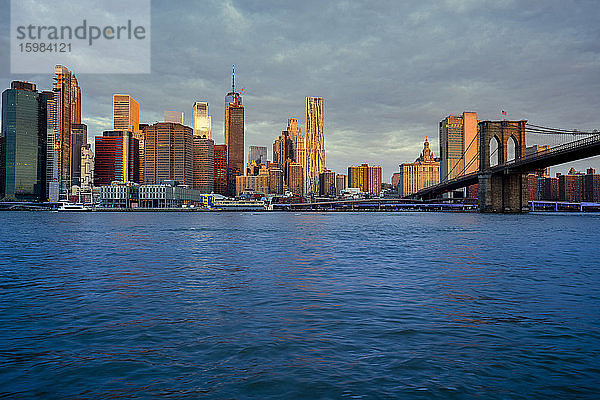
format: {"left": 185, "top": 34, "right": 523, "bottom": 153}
{"left": 1, "top": 0, "right": 599, "bottom": 180}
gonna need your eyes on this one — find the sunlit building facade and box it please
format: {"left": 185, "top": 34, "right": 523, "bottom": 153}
{"left": 397, "top": 138, "right": 440, "bottom": 197}
{"left": 143, "top": 122, "right": 193, "bottom": 186}
{"left": 318, "top": 169, "right": 336, "bottom": 197}
{"left": 94, "top": 130, "right": 139, "bottom": 186}
{"left": 193, "top": 102, "right": 211, "bottom": 139}
{"left": 348, "top": 163, "right": 382, "bottom": 196}
{"left": 306, "top": 97, "right": 324, "bottom": 193}
{"left": 213, "top": 144, "right": 228, "bottom": 196}
{"left": 193, "top": 137, "right": 214, "bottom": 193}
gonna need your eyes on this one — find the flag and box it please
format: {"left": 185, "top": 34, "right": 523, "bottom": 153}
{"left": 501, "top": 110, "right": 507, "bottom": 116}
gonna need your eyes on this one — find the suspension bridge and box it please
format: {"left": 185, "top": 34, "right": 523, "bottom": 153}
{"left": 409, "top": 120, "right": 600, "bottom": 212}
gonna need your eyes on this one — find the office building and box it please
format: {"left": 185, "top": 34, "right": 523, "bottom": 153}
{"left": 439, "top": 112, "right": 478, "bottom": 196}
{"left": 143, "top": 122, "right": 193, "bottom": 186}
{"left": 336, "top": 174, "right": 348, "bottom": 194}
{"left": 269, "top": 164, "right": 284, "bottom": 194}
{"left": 193, "top": 136, "right": 214, "bottom": 193}
{"left": 1, "top": 81, "right": 47, "bottom": 201}
{"left": 80, "top": 143, "right": 94, "bottom": 190}
{"left": 113, "top": 95, "right": 140, "bottom": 134}
{"left": 214, "top": 144, "right": 228, "bottom": 196}
{"left": 249, "top": 145, "right": 267, "bottom": 165}
{"left": 288, "top": 162, "right": 304, "bottom": 196}
{"left": 273, "top": 129, "right": 294, "bottom": 186}
{"left": 225, "top": 69, "right": 244, "bottom": 196}
{"left": 318, "top": 169, "right": 336, "bottom": 197}
{"left": 52, "top": 65, "right": 80, "bottom": 193}
{"left": 348, "top": 163, "right": 382, "bottom": 196}
{"left": 397, "top": 138, "right": 440, "bottom": 197}
{"left": 94, "top": 130, "right": 139, "bottom": 186}
{"left": 164, "top": 111, "right": 184, "bottom": 124}
{"left": 236, "top": 172, "right": 269, "bottom": 196}
{"left": 306, "top": 97, "right": 324, "bottom": 193}
{"left": 193, "top": 102, "right": 211, "bottom": 139}
{"left": 287, "top": 117, "right": 305, "bottom": 178}
{"left": 70, "top": 123, "right": 87, "bottom": 186}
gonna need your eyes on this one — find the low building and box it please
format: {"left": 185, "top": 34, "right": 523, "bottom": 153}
{"left": 138, "top": 184, "right": 204, "bottom": 208}
{"left": 558, "top": 169, "right": 584, "bottom": 202}
{"left": 348, "top": 163, "right": 382, "bottom": 196}
{"left": 100, "top": 182, "right": 139, "bottom": 208}
{"left": 236, "top": 173, "right": 269, "bottom": 196}
{"left": 583, "top": 168, "right": 600, "bottom": 202}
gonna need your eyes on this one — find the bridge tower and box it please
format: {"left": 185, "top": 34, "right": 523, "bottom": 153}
{"left": 478, "top": 120, "right": 528, "bottom": 213}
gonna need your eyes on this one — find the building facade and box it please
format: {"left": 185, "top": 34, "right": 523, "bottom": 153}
{"left": 439, "top": 112, "right": 478, "bottom": 184}
{"left": 288, "top": 162, "right": 304, "bottom": 196}
{"left": 213, "top": 144, "right": 228, "bottom": 196}
{"left": 94, "top": 130, "right": 139, "bottom": 186}
{"left": 80, "top": 143, "right": 94, "bottom": 191}
{"left": 318, "top": 169, "right": 336, "bottom": 197}
{"left": 192, "top": 102, "right": 211, "bottom": 139}
{"left": 306, "top": 97, "right": 324, "bottom": 193}
{"left": 1, "top": 81, "right": 47, "bottom": 201}
{"left": 164, "top": 111, "right": 184, "bottom": 124}
{"left": 348, "top": 163, "right": 382, "bottom": 196}
{"left": 143, "top": 122, "right": 193, "bottom": 186}
{"left": 193, "top": 136, "right": 214, "bottom": 193}
{"left": 397, "top": 138, "right": 440, "bottom": 197}
{"left": 70, "top": 123, "right": 87, "bottom": 187}
{"left": 249, "top": 145, "right": 267, "bottom": 165}
{"left": 236, "top": 173, "right": 269, "bottom": 196}
{"left": 336, "top": 174, "right": 348, "bottom": 194}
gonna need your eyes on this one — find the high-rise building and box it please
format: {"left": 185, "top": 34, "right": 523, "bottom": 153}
{"left": 318, "top": 169, "right": 336, "bottom": 197}
{"left": 113, "top": 94, "right": 140, "bottom": 133}
{"left": 143, "top": 122, "right": 193, "bottom": 185}
{"left": 193, "top": 137, "right": 214, "bottom": 193}
{"left": 1, "top": 81, "right": 47, "bottom": 201}
{"left": 94, "top": 130, "right": 139, "bottom": 186}
{"left": 164, "top": 111, "right": 184, "bottom": 124}
{"left": 397, "top": 138, "right": 440, "bottom": 197}
{"left": 213, "top": 144, "right": 228, "bottom": 196}
{"left": 80, "top": 143, "right": 94, "bottom": 191}
{"left": 70, "top": 123, "right": 87, "bottom": 186}
{"left": 225, "top": 67, "right": 244, "bottom": 196}
{"left": 53, "top": 65, "right": 80, "bottom": 194}
{"left": 559, "top": 170, "right": 584, "bottom": 202}
{"left": 348, "top": 163, "right": 382, "bottom": 196}
{"left": 249, "top": 145, "right": 267, "bottom": 165}
{"left": 305, "top": 97, "right": 324, "bottom": 193}
{"left": 287, "top": 117, "right": 305, "bottom": 179}
{"left": 336, "top": 174, "right": 348, "bottom": 194}
{"left": 583, "top": 168, "right": 600, "bottom": 202}
{"left": 192, "top": 102, "right": 211, "bottom": 139}
{"left": 273, "top": 130, "right": 294, "bottom": 186}
{"left": 439, "top": 111, "right": 478, "bottom": 183}
{"left": 288, "top": 162, "right": 304, "bottom": 196}
{"left": 269, "top": 164, "right": 284, "bottom": 194}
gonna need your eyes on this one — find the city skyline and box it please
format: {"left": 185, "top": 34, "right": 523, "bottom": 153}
{"left": 0, "top": 1, "right": 599, "bottom": 181}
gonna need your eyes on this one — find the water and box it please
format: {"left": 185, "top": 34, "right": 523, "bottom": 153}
{"left": 1, "top": 211, "right": 599, "bottom": 399}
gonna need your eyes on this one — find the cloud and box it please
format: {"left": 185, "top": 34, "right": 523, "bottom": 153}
{"left": 1, "top": 0, "right": 599, "bottom": 179}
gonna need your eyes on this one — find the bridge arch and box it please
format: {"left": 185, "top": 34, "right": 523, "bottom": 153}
{"left": 490, "top": 136, "right": 500, "bottom": 166}
{"left": 507, "top": 135, "right": 517, "bottom": 162}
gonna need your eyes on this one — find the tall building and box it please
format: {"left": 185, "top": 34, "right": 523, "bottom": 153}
{"left": 559, "top": 170, "right": 584, "bottom": 202}
{"left": 225, "top": 67, "right": 244, "bottom": 196}
{"left": 80, "top": 143, "right": 94, "bottom": 190}
{"left": 439, "top": 112, "right": 478, "bottom": 184}
{"left": 113, "top": 94, "right": 142, "bottom": 182}
{"left": 348, "top": 163, "right": 382, "bottom": 196}
{"left": 193, "top": 137, "right": 214, "bottom": 193}
{"left": 288, "top": 162, "right": 304, "bottom": 196}
{"left": 273, "top": 129, "right": 294, "bottom": 186}
{"left": 1, "top": 81, "right": 47, "bottom": 201}
{"left": 94, "top": 130, "right": 139, "bottom": 186}
{"left": 336, "top": 174, "right": 348, "bottom": 194}
{"left": 287, "top": 117, "right": 305, "bottom": 179}
{"left": 397, "top": 138, "right": 440, "bottom": 197}
{"left": 249, "top": 145, "right": 267, "bottom": 165}
{"left": 52, "top": 65, "right": 80, "bottom": 194}
{"left": 192, "top": 102, "right": 211, "bottom": 139}
{"left": 269, "top": 164, "right": 284, "bottom": 194}
{"left": 583, "top": 168, "right": 600, "bottom": 202}
{"left": 70, "top": 123, "right": 87, "bottom": 187}
{"left": 143, "top": 122, "right": 193, "bottom": 185}
{"left": 306, "top": 97, "right": 324, "bottom": 193}
{"left": 213, "top": 144, "right": 228, "bottom": 196}
{"left": 164, "top": 111, "right": 184, "bottom": 124}
{"left": 318, "top": 169, "right": 336, "bottom": 197}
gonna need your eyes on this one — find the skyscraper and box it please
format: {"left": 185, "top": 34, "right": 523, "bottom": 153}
{"left": 348, "top": 164, "right": 382, "bottom": 196}
{"left": 193, "top": 102, "right": 211, "bottom": 139}
{"left": 318, "top": 169, "right": 336, "bottom": 197}
{"left": 193, "top": 137, "right": 214, "bottom": 193}
{"left": 249, "top": 145, "right": 267, "bottom": 165}
{"left": 213, "top": 144, "right": 228, "bottom": 195}
{"left": 1, "top": 81, "right": 47, "bottom": 201}
{"left": 225, "top": 66, "right": 244, "bottom": 196}
{"left": 70, "top": 124, "right": 87, "bottom": 186}
{"left": 306, "top": 97, "right": 324, "bottom": 193}
{"left": 53, "top": 65, "right": 80, "bottom": 194}
{"left": 287, "top": 117, "right": 305, "bottom": 179}
{"left": 273, "top": 130, "right": 294, "bottom": 187}
{"left": 143, "top": 122, "right": 193, "bottom": 185}
{"left": 113, "top": 94, "right": 142, "bottom": 182}
{"left": 439, "top": 111, "right": 478, "bottom": 182}
{"left": 164, "top": 111, "right": 184, "bottom": 124}
{"left": 94, "top": 130, "right": 139, "bottom": 186}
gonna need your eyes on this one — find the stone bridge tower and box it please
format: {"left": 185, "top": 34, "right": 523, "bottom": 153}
{"left": 478, "top": 120, "right": 528, "bottom": 213}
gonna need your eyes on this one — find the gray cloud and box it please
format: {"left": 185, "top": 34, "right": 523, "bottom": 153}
{"left": 1, "top": 0, "right": 599, "bottom": 179}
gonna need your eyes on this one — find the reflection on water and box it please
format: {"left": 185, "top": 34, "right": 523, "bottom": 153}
{"left": 0, "top": 212, "right": 599, "bottom": 398}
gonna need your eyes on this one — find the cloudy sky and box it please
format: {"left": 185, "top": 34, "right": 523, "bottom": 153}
{"left": 1, "top": 0, "right": 599, "bottom": 180}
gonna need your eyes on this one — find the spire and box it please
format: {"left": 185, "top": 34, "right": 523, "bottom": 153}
{"left": 232, "top": 64, "right": 235, "bottom": 93}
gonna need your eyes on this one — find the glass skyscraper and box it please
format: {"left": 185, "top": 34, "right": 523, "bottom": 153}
{"left": 306, "top": 97, "right": 324, "bottom": 194}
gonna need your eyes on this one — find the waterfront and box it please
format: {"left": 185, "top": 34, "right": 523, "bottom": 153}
{"left": 1, "top": 212, "right": 599, "bottom": 399}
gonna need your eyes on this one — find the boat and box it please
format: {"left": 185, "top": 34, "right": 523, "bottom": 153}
{"left": 212, "top": 199, "right": 266, "bottom": 211}
{"left": 56, "top": 202, "right": 91, "bottom": 211}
